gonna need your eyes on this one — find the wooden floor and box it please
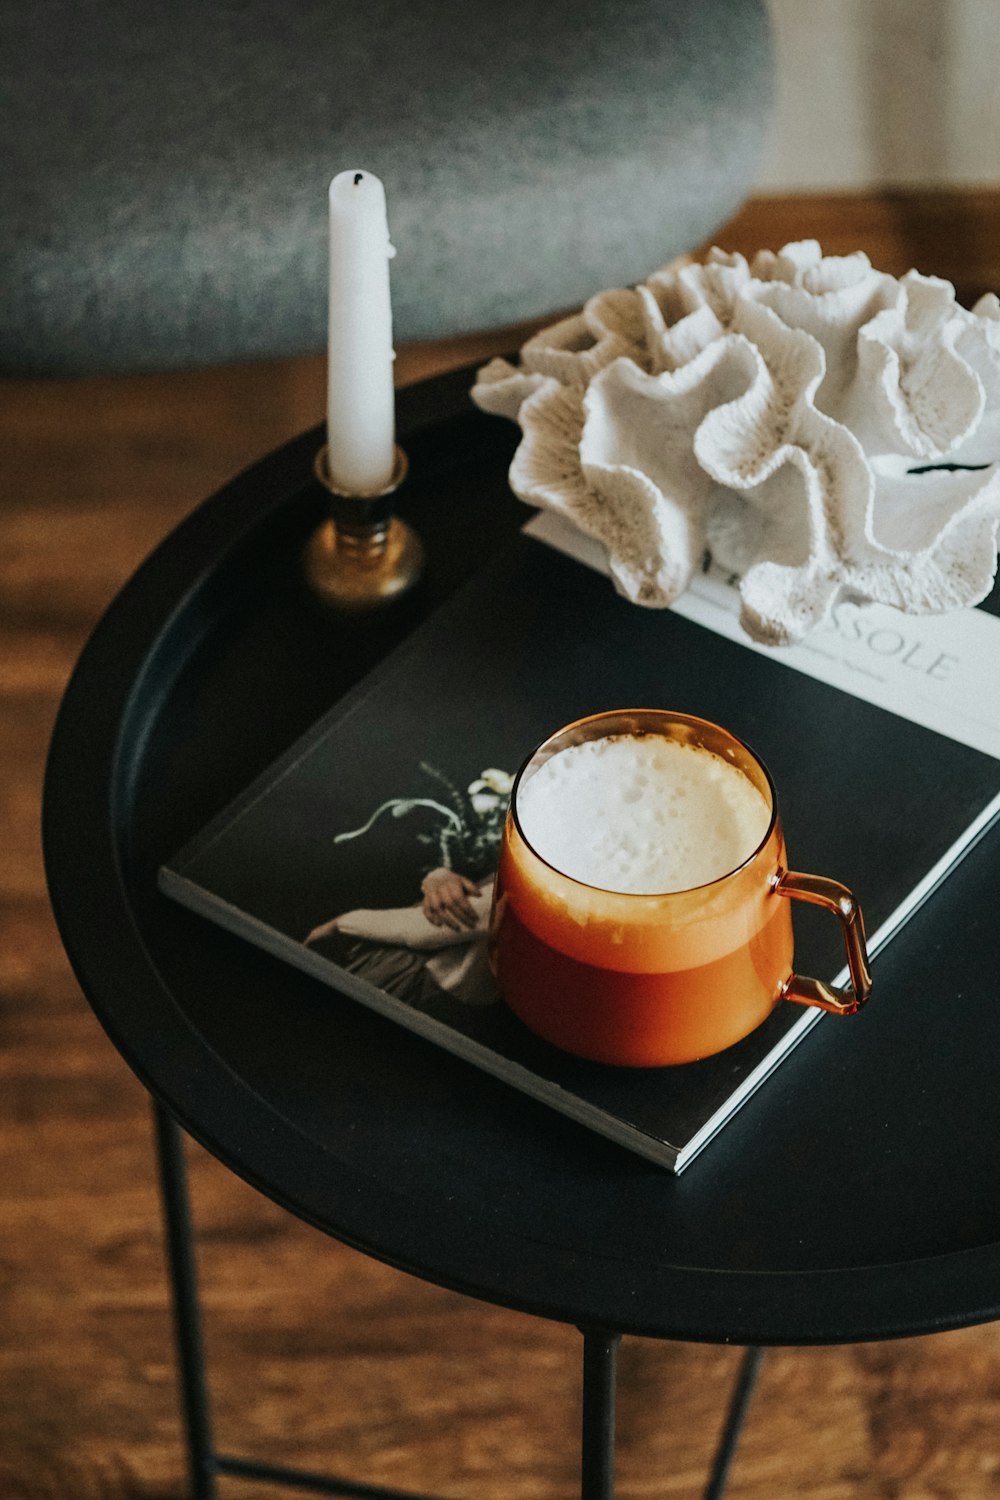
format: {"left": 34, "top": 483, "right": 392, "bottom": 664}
{"left": 4, "top": 192, "right": 1000, "bottom": 1500}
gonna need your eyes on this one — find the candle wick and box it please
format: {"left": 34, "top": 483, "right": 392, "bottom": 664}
{"left": 353, "top": 172, "right": 364, "bottom": 185}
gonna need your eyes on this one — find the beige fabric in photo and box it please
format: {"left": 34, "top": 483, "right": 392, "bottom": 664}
{"left": 335, "top": 882, "right": 497, "bottom": 1007}
{"left": 334, "top": 884, "right": 493, "bottom": 950}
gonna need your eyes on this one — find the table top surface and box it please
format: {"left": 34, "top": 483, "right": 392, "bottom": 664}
{"left": 43, "top": 366, "right": 1000, "bottom": 1347}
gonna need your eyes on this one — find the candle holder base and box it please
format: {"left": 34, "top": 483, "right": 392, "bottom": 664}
{"left": 304, "top": 445, "right": 425, "bottom": 611}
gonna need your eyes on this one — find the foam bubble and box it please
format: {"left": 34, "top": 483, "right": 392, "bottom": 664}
{"left": 516, "top": 734, "right": 771, "bottom": 894}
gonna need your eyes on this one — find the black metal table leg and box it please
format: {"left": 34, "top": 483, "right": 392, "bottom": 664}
{"left": 150, "top": 1100, "right": 456, "bottom": 1500}
{"left": 580, "top": 1329, "right": 620, "bottom": 1500}
{"left": 703, "top": 1346, "right": 766, "bottom": 1500}
{"left": 152, "top": 1099, "right": 219, "bottom": 1500}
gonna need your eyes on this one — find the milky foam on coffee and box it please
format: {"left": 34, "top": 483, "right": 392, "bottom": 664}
{"left": 516, "top": 734, "right": 771, "bottom": 894}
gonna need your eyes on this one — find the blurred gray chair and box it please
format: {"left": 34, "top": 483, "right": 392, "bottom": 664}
{"left": 0, "top": 0, "right": 773, "bottom": 377}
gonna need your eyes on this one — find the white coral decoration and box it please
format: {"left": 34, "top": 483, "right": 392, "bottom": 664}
{"left": 472, "top": 241, "right": 1000, "bottom": 644}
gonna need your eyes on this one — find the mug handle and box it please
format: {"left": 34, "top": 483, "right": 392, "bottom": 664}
{"left": 773, "top": 870, "right": 873, "bottom": 1016}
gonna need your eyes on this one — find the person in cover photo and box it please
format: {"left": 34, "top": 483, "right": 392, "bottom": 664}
{"left": 304, "top": 764, "right": 513, "bottom": 1013}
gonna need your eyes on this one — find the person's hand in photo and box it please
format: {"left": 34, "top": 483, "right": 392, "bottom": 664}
{"left": 421, "top": 868, "right": 480, "bottom": 931}
{"left": 305, "top": 917, "right": 340, "bottom": 946}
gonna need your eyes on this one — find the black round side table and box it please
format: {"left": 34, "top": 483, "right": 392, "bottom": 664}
{"left": 43, "top": 367, "right": 1000, "bottom": 1500}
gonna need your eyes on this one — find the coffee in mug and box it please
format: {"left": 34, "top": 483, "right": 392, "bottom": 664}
{"left": 488, "top": 710, "right": 871, "bottom": 1067}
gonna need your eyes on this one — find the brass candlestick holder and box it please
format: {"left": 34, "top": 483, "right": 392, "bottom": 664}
{"left": 304, "top": 443, "right": 425, "bottom": 610}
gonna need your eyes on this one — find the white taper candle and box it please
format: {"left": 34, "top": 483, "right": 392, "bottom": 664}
{"left": 325, "top": 170, "right": 397, "bottom": 494}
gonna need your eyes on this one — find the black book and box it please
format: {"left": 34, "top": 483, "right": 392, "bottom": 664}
{"left": 160, "top": 533, "right": 1000, "bottom": 1170}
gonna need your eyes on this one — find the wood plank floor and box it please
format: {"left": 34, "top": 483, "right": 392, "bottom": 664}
{"left": 3, "top": 192, "right": 1000, "bottom": 1500}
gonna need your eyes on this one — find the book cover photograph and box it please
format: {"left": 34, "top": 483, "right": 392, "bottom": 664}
{"left": 160, "top": 536, "right": 1000, "bottom": 1170}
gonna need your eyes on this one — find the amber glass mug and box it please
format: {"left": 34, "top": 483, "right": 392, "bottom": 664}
{"left": 488, "top": 710, "right": 872, "bottom": 1067}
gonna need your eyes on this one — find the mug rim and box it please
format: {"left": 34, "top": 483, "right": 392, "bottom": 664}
{"left": 509, "top": 708, "right": 780, "bottom": 898}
